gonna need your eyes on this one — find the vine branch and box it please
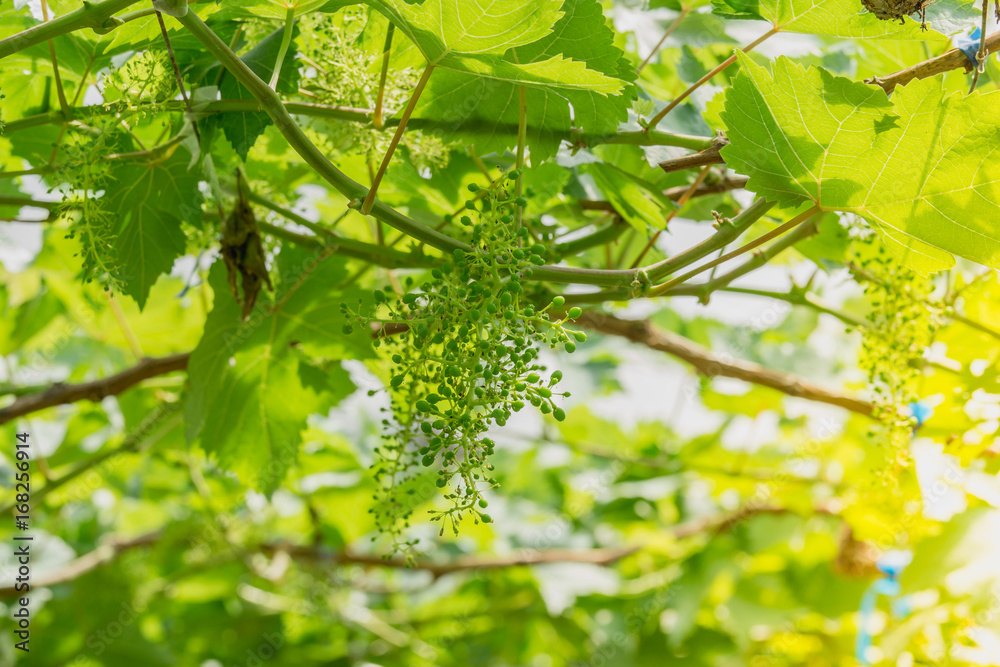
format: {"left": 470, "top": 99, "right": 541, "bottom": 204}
{"left": 575, "top": 311, "right": 874, "bottom": 416}
{"left": 0, "top": 354, "right": 189, "bottom": 425}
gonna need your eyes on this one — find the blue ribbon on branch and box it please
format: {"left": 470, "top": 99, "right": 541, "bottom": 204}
{"left": 853, "top": 400, "right": 933, "bottom": 664}
{"left": 955, "top": 27, "right": 984, "bottom": 66}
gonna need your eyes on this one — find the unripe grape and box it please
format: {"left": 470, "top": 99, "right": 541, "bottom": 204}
{"left": 552, "top": 296, "right": 565, "bottom": 307}
{"left": 567, "top": 307, "right": 582, "bottom": 319}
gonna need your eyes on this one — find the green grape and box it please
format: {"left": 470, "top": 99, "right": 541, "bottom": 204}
{"left": 347, "top": 180, "right": 580, "bottom": 545}
{"left": 852, "top": 234, "right": 941, "bottom": 466}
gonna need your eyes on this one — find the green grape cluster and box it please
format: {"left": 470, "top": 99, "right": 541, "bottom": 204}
{"left": 343, "top": 175, "right": 585, "bottom": 542}
{"left": 853, "top": 237, "right": 941, "bottom": 462}
{"left": 298, "top": 9, "right": 449, "bottom": 171}
{"left": 57, "top": 117, "right": 130, "bottom": 291}
{"left": 101, "top": 50, "right": 176, "bottom": 110}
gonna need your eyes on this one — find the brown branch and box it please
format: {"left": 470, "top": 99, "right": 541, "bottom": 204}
{"left": 0, "top": 353, "right": 190, "bottom": 424}
{"left": 575, "top": 311, "right": 874, "bottom": 417}
{"left": 658, "top": 132, "right": 728, "bottom": 174}
{"left": 662, "top": 175, "right": 748, "bottom": 201}
{"left": 0, "top": 530, "right": 636, "bottom": 598}
{"left": 867, "top": 30, "right": 1000, "bottom": 93}
{"left": 0, "top": 530, "right": 160, "bottom": 598}
{"left": 267, "top": 543, "right": 640, "bottom": 578}
{"left": 0, "top": 500, "right": 861, "bottom": 599}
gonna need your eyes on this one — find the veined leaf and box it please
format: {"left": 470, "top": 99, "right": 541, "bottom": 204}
{"left": 185, "top": 248, "right": 372, "bottom": 494}
{"left": 712, "top": 0, "right": 974, "bottom": 39}
{"left": 411, "top": 0, "right": 636, "bottom": 160}
{"left": 369, "top": 0, "right": 624, "bottom": 93}
{"left": 218, "top": 0, "right": 344, "bottom": 19}
{"left": 721, "top": 53, "right": 1000, "bottom": 273}
{"left": 106, "top": 152, "right": 204, "bottom": 309}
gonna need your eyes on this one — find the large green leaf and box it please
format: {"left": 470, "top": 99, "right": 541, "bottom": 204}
{"left": 106, "top": 152, "right": 204, "bottom": 309}
{"left": 721, "top": 53, "right": 1000, "bottom": 273}
{"left": 583, "top": 162, "right": 674, "bottom": 232}
{"left": 411, "top": 0, "right": 636, "bottom": 160}
{"left": 369, "top": 0, "right": 624, "bottom": 93}
{"left": 712, "top": 0, "right": 974, "bottom": 38}
{"left": 185, "top": 248, "right": 372, "bottom": 494}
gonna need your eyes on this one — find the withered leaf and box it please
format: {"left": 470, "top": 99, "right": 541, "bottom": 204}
{"left": 220, "top": 196, "right": 273, "bottom": 320}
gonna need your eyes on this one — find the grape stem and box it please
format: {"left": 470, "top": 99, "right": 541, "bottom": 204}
{"left": 268, "top": 7, "right": 296, "bottom": 91}
{"left": 361, "top": 62, "right": 435, "bottom": 215}
{"left": 629, "top": 165, "right": 712, "bottom": 268}
{"left": 649, "top": 205, "right": 821, "bottom": 296}
{"left": 515, "top": 86, "right": 528, "bottom": 229}
{"left": 373, "top": 23, "right": 395, "bottom": 130}
{"left": 637, "top": 6, "right": 690, "bottom": 72}
{"left": 645, "top": 28, "right": 779, "bottom": 131}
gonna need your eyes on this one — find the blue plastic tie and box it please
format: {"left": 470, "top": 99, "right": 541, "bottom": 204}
{"left": 955, "top": 27, "right": 984, "bottom": 67}
{"left": 855, "top": 551, "right": 913, "bottom": 664}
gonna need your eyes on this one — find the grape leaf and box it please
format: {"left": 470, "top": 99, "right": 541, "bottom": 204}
{"left": 369, "top": 0, "right": 624, "bottom": 93}
{"left": 411, "top": 0, "right": 637, "bottom": 161}
{"left": 721, "top": 53, "right": 1000, "bottom": 273}
{"left": 185, "top": 248, "right": 372, "bottom": 494}
{"left": 217, "top": 0, "right": 338, "bottom": 19}
{"left": 711, "top": 0, "right": 974, "bottom": 38}
{"left": 106, "top": 152, "right": 204, "bottom": 309}
{"left": 210, "top": 25, "right": 300, "bottom": 161}
{"left": 583, "top": 162, "right": 675, "bottom": 232}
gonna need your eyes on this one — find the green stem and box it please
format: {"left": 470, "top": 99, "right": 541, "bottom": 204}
{"left": 666, "top": 218, "right": 820, "bottom": 299}
{"left": 0, "top": 0, "right": 143, "bottom": 60}
{"left": 718, "top": 287, "right": 867, "bottom": 328}
{"left": 361, "top": 62, "right": 434, "bottom": 215}
{"left": 0, "top": 195, "right": 59, "bottom": 210}
{"left": 637, "top": 7, "right": 689, "bottom": 72}
{"left": 373, "top": 23, "right": 395, "bottom": 130}
{"left": 630, "top": 164, "right": 711, "bottom": 269}
{"left": 40, "top": 0, "right": 70, "bottom": 118}
{"left": 176, "top": 11, "right": 465, "bottom": 252}
{"left": 116, "top": 6, "right": 159, "bottom": 23}
{"left": 645, "top": 197, "right": 774, "bottom": 281}
{"left": 268, "top": 7, "right": 296, "bottom": 90}
{"left": 2, "top": 101, "right": 714, "bottom": 151}
{"left": 646, "top": 28, "right": 779, "bottom": 131}
{"left": 650, "top": 205, "right": 820, "bottom": 295}
{"left": 247, "top": 196, "right": 429, "bottom": 268}
{"left": 515, "top": 86, "right": 527, "bottom": 228}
